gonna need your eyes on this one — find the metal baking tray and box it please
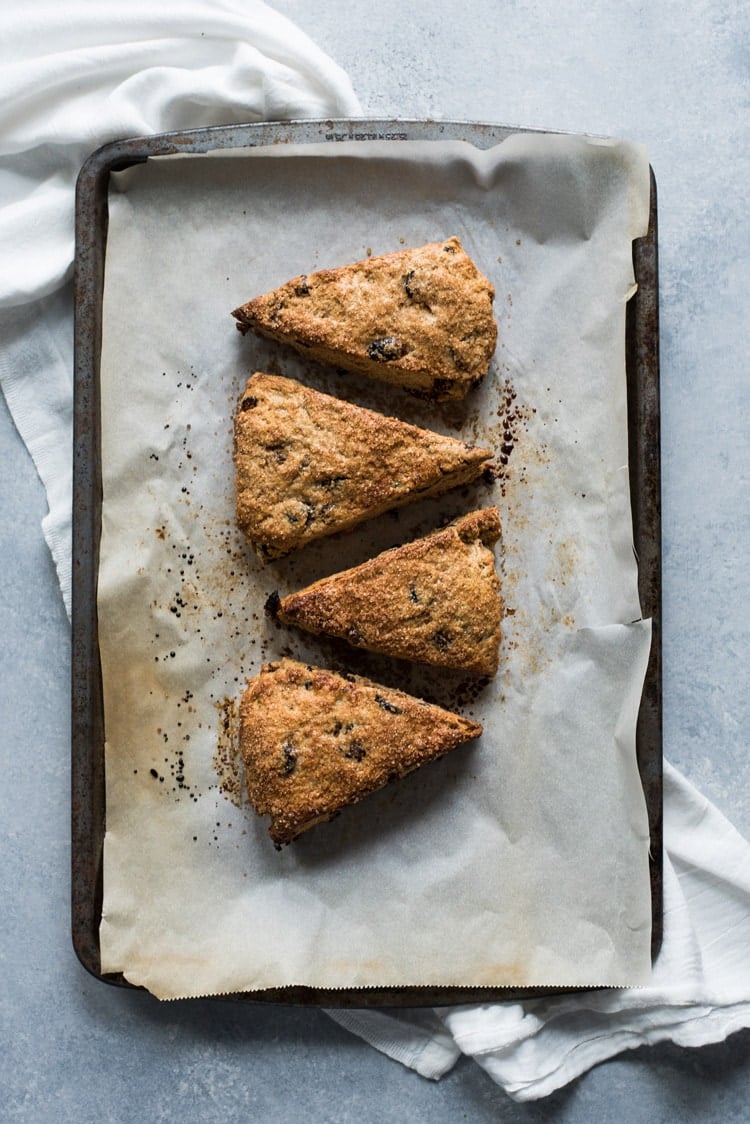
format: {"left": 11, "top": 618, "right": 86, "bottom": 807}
{"left": 72, "top": 118, "right": 662, "bottom": 1007}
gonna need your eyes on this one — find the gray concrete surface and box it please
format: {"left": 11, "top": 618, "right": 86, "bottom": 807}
{"left": 2, "top": 1, "right": 748, "bottom": 1120}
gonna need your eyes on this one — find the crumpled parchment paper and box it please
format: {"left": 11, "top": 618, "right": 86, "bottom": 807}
{"left": 97, "top": 133, "right": 654, "bottom": 998}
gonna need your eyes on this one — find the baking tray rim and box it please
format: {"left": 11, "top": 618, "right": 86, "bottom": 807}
{"left": 71, "top": 117, "right": 662, "bottom": 1008}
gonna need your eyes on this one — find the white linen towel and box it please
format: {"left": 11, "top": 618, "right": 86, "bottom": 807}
{"left": 329, "top": 760, "right": 750, "bottom": 1099}
{"left": 1, "top": 2, "right": 748, "bottom": 1102}
{"left": 0, "top": 0, "right": 361, "bottom": 613}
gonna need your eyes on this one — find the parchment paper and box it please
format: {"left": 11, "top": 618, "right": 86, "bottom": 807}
{"left": 97, "top": 134, "right": 654, "bottom": 998}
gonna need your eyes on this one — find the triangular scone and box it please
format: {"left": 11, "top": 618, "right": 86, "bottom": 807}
{"left": 234, "top": 372, "right": 493, "bottom": 559}
{"left": 240, "top": 658, "right": 482, "bottom": 845}
{"left": 232, "top": 237, "right": 497, "bottom": 400}
{"left": 272, "top": 508, "right": 503, "bottom": 676}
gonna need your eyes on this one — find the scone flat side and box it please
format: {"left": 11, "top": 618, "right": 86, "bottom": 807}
{"left": 232, "top": 237, "right": 497, "bottom": 400}
{"left": 276, "top": 508, "right": 503, "bottom": 676}
{"left": 234, "top": 372, "right": 493, "bottom": 559}
{"left": 240, "top": 658, "right": 482, "bottom": 846}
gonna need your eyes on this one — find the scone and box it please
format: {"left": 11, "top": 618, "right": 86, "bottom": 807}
{"left": 270, "top": 508, "right": 503, "bottom": 676}
{"left": 234, "top": 372, "right": 493, "bottom": 559}
{"left": 240, "top": 658, "right": 483, "bottom": 845}
{"left": 232, "top": 237, "right": 497, "bottom": 400}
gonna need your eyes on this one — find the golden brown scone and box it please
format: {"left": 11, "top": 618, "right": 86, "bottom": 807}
{"left": 240, "top": 658, "right": 482, "bottom": 846}
{"left": 232, "top": 237, "right": 497, "bottom": 400}
{"left": 271, "top": 508, "right": 503, "bottom": 676}
{"left": 234, "top": 372, "right": 493, "bottom": 559}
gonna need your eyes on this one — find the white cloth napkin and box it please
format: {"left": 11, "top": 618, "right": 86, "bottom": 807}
{"left": 1, "top": 2, "right": 748, "bottom": 1102}
{"left": 0, "top": 0, "right": 361, "bottom": 613}
{"left": 330, "top": 760, "right": 750, "bottom": 1099}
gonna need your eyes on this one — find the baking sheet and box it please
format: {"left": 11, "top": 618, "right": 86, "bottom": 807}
{"left": 79, "top": 125, "right": 657, "bottom": 1000}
